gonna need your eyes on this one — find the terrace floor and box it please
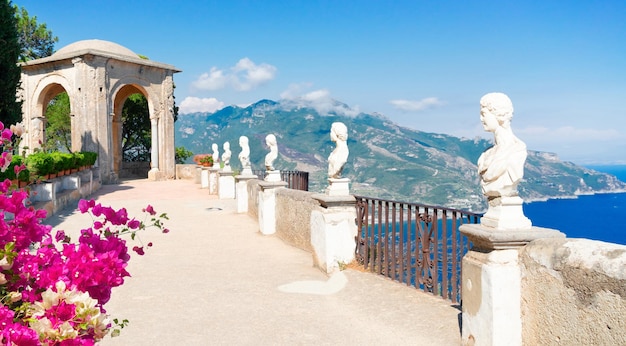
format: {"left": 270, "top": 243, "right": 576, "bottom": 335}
{"left": 45, "top": 179, "right": 462, "bottom": 345}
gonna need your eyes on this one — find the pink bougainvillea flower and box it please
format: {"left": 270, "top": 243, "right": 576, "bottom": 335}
{"left": 142, "top": 205, "right": 156, "bottom": 216}
{"left": 132, "top": 246, "right": 145, "bottom": 255}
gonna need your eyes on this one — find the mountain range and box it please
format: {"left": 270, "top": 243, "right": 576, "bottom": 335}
{"left": 175, "top": 99, "right": 626, "bottom": 212}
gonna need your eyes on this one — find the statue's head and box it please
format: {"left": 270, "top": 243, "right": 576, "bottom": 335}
{"left": 212, "top": 143, "right": 218, "bottom": 151}
{"left": 331, "top": 122, "right": 348, "bottom": 141}
{"left": 265, "top": 134, "right": 277, "bottom": 146}
{"left": 223, "top": 141, "right": 230, "bottom": 150}
{"left": 239, "top": 136, "right": 248, "bottom": 146}
{"left": 480, "top": 92, "right": 514, "bottom": 127}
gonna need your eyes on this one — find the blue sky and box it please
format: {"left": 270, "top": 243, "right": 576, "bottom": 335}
{"left": 15, "top": 1, "right": 626, "bottom": 165}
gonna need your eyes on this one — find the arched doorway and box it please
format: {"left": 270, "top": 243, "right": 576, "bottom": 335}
{"left": 19, "top": 39, "right": 181, "bottom": 183}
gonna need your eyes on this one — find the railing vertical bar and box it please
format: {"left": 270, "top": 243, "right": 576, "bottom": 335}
{"left": 376, "top": 200, "right": 383, "bottom": 274}
{"left": 441, "top": 209, "right": 448, "bottom": 300}
{"left": 432, "top": 207, "right": 439, "bottom": 296}
{"left": 384, "top": 201, "right": 390, "bottom": 278}
{"left": 451, "top": 211, "right": 459, "bottom": 303}
{"left": 399, "top": 203, "right": 405, "bottom": 285}
{"left": 389, "top": 202, "right": 398, "bottom": 280}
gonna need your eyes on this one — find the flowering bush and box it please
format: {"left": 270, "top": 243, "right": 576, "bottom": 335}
{"left": 0, "top": 121, "right": 169, "bottom": 344}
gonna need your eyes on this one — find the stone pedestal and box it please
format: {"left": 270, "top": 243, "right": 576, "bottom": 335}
{"left": 194, "top": 166, "right": 202, "bottom": 184}
{"left": 218, "top": 171, "right": 235, "bottom": 199}
{"left": 310, "top": 194, "right": 357, "bottom": 274}
{"left": 481, "top": 196, "right": 532, "bottom": 230}
{"left": 147, "top": 168, "right": 164, "bottom": 181}
{"left": 325, "top": 178, "right": 350, "bottom": 196}
{"left": 200, "top": 167, "right": 210, "bottom": 189}
{"left": 235, "top": 174, "right": 258, "bottom": 213}
{"left": 460, "top": 224, "right": 564, "bottom": 346}
{"left": 258, "top": 181, "right": 287, "bottom": 235}
{"left": 265, "top": 170, "right": 281, "bottom": 182}
{"left": 209, "top": 168, "right": 219, "bottom": 194}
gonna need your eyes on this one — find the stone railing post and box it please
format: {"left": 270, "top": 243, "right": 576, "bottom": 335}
{"left": 200, "top": 167, "right": 210, "bottom": 189}
{"left": 209, "top": 167, "right": 219, "bottom": 194}
{"left": 310, "top": 194, "right": 357, "bottom": 274}
{"left": 460, "top": 224, "right": 564, "bottom": 345}
{"left": 218, "top": 170, "right": 235, "bottom": 199}
{"left": 257, "top": 181, "right": 287, "bottom": 235}
{"left": 235, "top": 173, "right": 257, "bottom": 213}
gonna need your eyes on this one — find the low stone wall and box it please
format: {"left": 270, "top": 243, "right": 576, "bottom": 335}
{"left": 520, "top": 238, "right": 626, "bottom": 345}
{"left": 30, "top": 169, "right": 101, "bottom": 218}
{"left": 176, "top": 164, "right": 197, "bottom": 180}
{"left": 275, "top": 189, "right": 319, "bottom": 252}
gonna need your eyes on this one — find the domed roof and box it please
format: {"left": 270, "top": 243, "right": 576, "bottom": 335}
{"left": 53, "top": 39, "right": 138, "bottom": 58}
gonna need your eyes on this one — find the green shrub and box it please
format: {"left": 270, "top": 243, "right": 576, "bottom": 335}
{"left": 25, "top": 152, "right": 54, "bottom": 176}
{"left": 82, "top": 152, "right": 98, "bottom": 166}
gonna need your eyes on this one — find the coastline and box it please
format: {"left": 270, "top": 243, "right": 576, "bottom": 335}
{"left": 524, "top": 188, "right": 626, "bottom": 204}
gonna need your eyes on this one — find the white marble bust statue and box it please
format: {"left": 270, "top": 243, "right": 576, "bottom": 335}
{"left": 264, "top": 134, "right": 278, "bottom": 171}
{"left": 477, "top": 92, "right": 527, "bottom": 199}
{"left": 238, "top": 136, "right": 251, "bottom": 171}
{"left": 328, "top": 122, "right": 349, "bottom": 179}
{"left": 222, "top": 141, "right": 231, "bottom": 169}
{"left": 211, "top": 143, "right": 219, "bottom": 163}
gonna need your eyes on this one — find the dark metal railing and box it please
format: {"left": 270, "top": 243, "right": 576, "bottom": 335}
{"left": 354, "top": 195, "right": 481, "bottom": 303}
{"left": 252, "top": 170, "right": 309, "bottom": 191}
{"left": 280, "top": 170, "right": 309, "bottom": 191}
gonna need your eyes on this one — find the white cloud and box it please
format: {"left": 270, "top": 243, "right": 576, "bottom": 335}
{"left": 179, "top": 97, "right": 225, "bottom": 114}
{"left": 390, "top": 97, "right": 443, "bottom": 112}
{"left": 191, "top": 67, "right": 227, "bottom": 91}
{"left": 191, "top": 58, "right": 277, "bottom": 92}
{"left": 280, "top": 82, "right": 313, "bottom": 99}
{"left": 279, "top": 86, "right": 359, "bottom": 117}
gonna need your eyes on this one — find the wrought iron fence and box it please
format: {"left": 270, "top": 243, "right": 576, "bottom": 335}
{"left": 354, "top": 195, "right": 481, "bottom": 303}
{"left": 252, "top": 170, "right": 309, "bottom": 191}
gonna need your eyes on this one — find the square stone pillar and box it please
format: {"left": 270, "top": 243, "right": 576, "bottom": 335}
{"left": 310, "top": 194, "right": 357, "bottom": 274}
{"left": 194, "top": 166, "right": 202, "bottom": 184}
{"left": 218, "top": 170, "right": 235, "bottom": 199}
{"left": 209, "top": 167, "right": 219, "bottom": 195}
{"left": 460, "top": 224, "right": 564, "bottom": 346}
{"left": 235, "top": 174, "right": 257, "bottom": 213}
{"left": 257, "top": 181, "right": 287, "bottom": 235}
{"left": 265, "top": 169, "right": 281, "bottom": 182}
{"left": 200, "top": 167, "right": 210, "bottom": 189}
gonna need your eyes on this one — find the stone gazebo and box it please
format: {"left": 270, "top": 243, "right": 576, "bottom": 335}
{"left": 19, "top": 39, "right": 181, "bottom": 183}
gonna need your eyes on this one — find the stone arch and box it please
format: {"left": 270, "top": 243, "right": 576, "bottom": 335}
{"left": 19, "top": 40, "right": 181, "bottom": 183}
{"left": 109, "top": 81, "right": 152, "bottom": 178}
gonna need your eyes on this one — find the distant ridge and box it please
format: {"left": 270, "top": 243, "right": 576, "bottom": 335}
{"left": 175, "top": 99, "right": 626, "bottom": 212}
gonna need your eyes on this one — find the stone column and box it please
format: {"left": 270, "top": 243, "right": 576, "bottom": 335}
{"left": 265, "top": 170, "right": 281, "bottom": 182}
{"left": 257, "top": 181, "right": 287, "bottom": 235}
{"left": 200, "top": 167, "right": 210, "bottom": 189}
{"left": 209, "top": 167, "right": 219, "bottom": 194}
{"left": 460, "top": 225, "right": 564, "bottom": 346}
{"left": 148, "top": 117, "right": 160, "bottom": 181}
{"left": 218, "top": 170, "right": 235, "bottom": 199}
{"left": 236, "top": 174, "right": 258, "bottom": 213}
{"left": 310, "top": 194, "right": 357, "bottom": 274}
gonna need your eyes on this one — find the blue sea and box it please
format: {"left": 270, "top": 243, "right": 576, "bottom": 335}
{"left": 522, "top": 165, "right": 626, "bottom": 245}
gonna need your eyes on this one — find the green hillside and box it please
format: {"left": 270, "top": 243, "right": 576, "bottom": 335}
{"left": 175, "top": 99, "right": 626, "bottom": 212}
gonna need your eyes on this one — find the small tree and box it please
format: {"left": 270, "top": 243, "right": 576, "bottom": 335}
{"left": 175, "top": 146, "right": 193, "bottom": 164}
{"left": 44, "top": 92, "right": 71, "bottom": 152}
{"left": 13, "top": 4, "right": 58, "bottom": 61}
{"left": 0, "top": 0, "right": 23, "bottom": 126}
{"left": 122, "top": 93, "right": 150, "bottom": 161}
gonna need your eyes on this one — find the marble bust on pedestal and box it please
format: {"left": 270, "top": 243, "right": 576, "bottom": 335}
{"left": 222, "top": 141, "right": 232, "bottom": 172}
{"left": 477, "top": 92, "right": 531, "bottom": 230}
{"left": 238, "top": 136, "right": 252, "bottom": 175}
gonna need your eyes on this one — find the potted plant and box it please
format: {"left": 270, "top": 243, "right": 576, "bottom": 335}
{"left": 199, "top": 155, "right": 214, "bottom": 167}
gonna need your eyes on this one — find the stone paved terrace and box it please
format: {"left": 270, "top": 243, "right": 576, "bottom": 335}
{"left": 45, "top": 179, "right": 461, "bottom": 345}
